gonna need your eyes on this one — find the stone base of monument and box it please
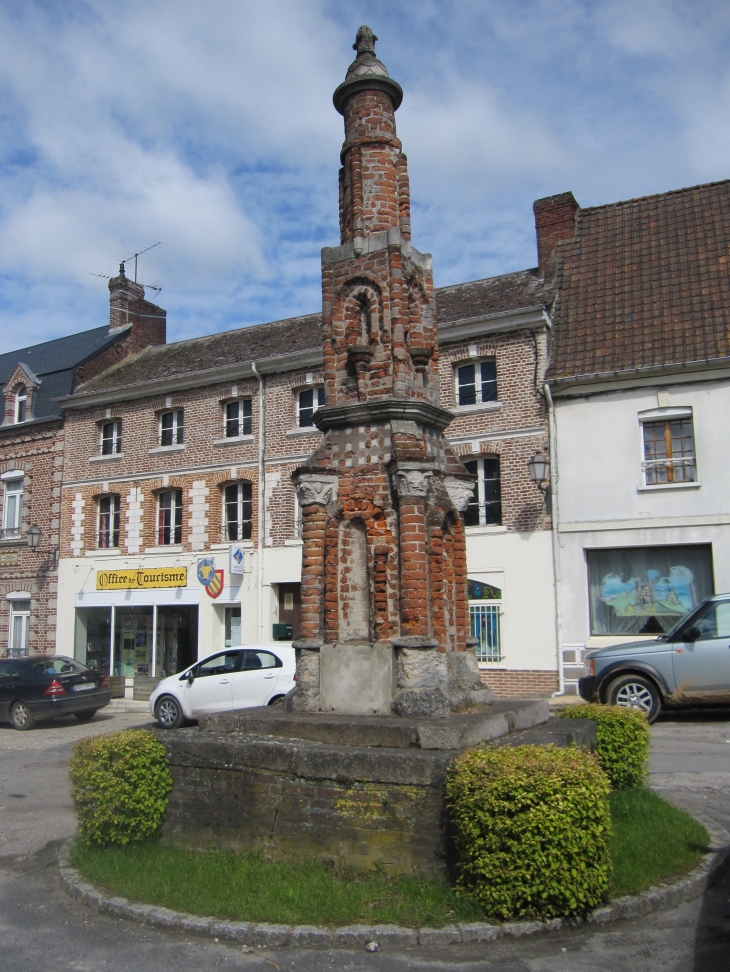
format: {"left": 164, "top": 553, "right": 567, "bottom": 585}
{"left": 159, "top": 703, "right": 595, "bottom": 875}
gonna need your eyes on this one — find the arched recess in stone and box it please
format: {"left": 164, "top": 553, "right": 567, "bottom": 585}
{"left": 337, "top": 516, "right": 370, "bottom": 643}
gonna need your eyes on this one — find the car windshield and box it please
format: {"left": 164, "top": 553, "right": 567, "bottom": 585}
{"left": 663, "top": 598, "right": 713, "bottom": 641}
{"left": 30, "top": 657, "right": 87, "bottom": 677}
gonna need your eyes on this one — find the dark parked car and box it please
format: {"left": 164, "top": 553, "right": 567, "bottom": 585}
{"left": 580, "top": 594, "right": 730, "bottom": 723}
{"left": 0, "top": 655, "right": 111, "bottom": 730}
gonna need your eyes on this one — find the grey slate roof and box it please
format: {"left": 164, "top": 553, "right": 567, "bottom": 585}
{"left": 71, "top": 272, "right": 550, "bottom": 398}
{"left": 0, "top": 325, "right": 119, "bottom": 422}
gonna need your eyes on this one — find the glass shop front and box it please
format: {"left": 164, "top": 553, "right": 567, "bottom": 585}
{"left": 74, "top": 604, "right": 198, "bottom": 678}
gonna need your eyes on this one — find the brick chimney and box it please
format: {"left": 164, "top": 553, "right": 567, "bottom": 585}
{"left": 108, "top": 262, "right": 166, "bottom": 351}
{"left": 533, "top": 191, "right": 579, "bottom": 277}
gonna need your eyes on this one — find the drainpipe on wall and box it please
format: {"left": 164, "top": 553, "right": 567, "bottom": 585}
{"left": 251, "top": 361, "right": 266, "bottom": 644}
{"left": 544, "top": 381, "right": 565, "bottom": 696}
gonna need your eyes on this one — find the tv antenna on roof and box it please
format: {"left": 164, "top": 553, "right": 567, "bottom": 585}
{"left": 90, "top": 269, "right": 163, "bottom": 293}
{"left": 122, "top": 241, "right": 162, "bottom": 283}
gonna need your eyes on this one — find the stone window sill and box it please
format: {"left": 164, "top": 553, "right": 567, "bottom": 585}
{"left": 452, "top": 402, "right": 503, "bottom": 416}
{"left": 286, "top": 426, "right": 322, "bottom": 437}
{"left": 144, "top": 545, "right": 184, "bottom": 554}
{"left": 0, "top": 536, "right": 25, "bottom": 546}
{"left": 284, "top": 538, "right": 303, "bottom": 546}
{"left": 213, "top": 435, "right": 254, "bottom": 446}
{"left": 84, "top": 548, "right": 121, "bottom": 557}
{"left": 89, "top": 453, "right": 123, "bottom": 462}
{"left": 637, "top": 482, "right": 701, "bottom": 492}
{"left": 465, "top": 524, "right": 508, "bottom": 536}
{"left": 149, "top": 444, "right": 186, "bottom": 455}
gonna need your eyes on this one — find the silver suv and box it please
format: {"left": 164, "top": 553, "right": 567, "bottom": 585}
{"left": 579, "top": 593, "right": 730, "bottom": 723}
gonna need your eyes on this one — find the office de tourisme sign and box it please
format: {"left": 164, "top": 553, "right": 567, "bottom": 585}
{"left": 96, "top": 568, "right": 188, "bottom": 591}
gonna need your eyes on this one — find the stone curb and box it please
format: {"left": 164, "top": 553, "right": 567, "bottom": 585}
{"left": 57, "top": 818, "right": 730, "bottom": 951}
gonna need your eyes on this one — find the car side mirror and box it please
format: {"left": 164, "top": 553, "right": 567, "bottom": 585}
{"left": 188, "top": 670, "right": 195, "bottom": 684}
{"left": 684, "top": 626, "right": 701, "bottom": 643}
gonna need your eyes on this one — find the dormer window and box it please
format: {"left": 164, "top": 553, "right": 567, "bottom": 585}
{"left": 14, "top": 386, "right": 27, "bottom": 424}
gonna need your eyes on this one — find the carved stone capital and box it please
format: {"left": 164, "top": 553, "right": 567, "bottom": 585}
{"left": 392, "top": 468, "right": 432, "bottom": 499}
{"left": 294, "top": 474, "right": 338, "bottom": 507}
{"left": 445, "top": 476, "right": 475, "bottom": 513}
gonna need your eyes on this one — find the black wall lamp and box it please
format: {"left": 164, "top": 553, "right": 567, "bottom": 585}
{"left": 26, "top": 524, "right": 59, "bottom": 569}
{"left": 527, "top": 451, "right": 551, "bottom": 511}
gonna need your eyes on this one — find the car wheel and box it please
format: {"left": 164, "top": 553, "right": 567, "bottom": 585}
{"left": 74, "top": 710, "right": 97, "bottom": 722}
{"left": 268, "top": 694, "right": 286, "bottom": 706}
{"left": 607, "top": 674, "right": 661, "bottom": 723}
{"left": 156, "top": 695, "right": 183, "bottom": 729}
{"left": 10, "top": 701, "right": 36, "bottom": 731}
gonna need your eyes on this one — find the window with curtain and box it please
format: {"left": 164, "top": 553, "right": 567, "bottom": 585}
{"left": 158, "top": 489, "right": 183, "bottom": 545}
{"left": 642, "top": 416, "right": 696, "bottom": 485}
{"left": 2, "top": 478, "right": 23, "bottom": 539}
{"left": 14, "top": 386, "right": 28, "bottom": 423}
{"left": 224, "top": 481, "right": 253, "bottom": 541}
{"left": 9, "top": 600, "right": 31, "bottom": 656}
{"left": 98, "top": 495, "right": 120, "bottom": 548}
{"left": 587, "top": 545, "right": 714, "bottom": 636}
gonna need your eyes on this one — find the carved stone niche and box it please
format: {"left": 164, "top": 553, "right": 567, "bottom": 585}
{"left": 294, "top": 474, "right": 339, "bottom": 507}
{"left": 391, "top": 466, "right": 432, "bottom": 500}
{"left": 445, "top": 476, "right": 475, "bottom": 513}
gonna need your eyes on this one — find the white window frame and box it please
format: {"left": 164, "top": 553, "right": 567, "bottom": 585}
{"left": 160, "top": 409, "right": 184, "bottom": 447}
{"left": 224, "top": 398, "right": 252, "bottom": 438}
{"left": 223, "top": 481, "right": 253, "bottom": 542}
{"left": 456, "top": 360, "right": 498, "bottom": 407}
{"left": 100, "top": 420, "right": 122, "bottom": 455}
{"left": 8, "top": 599, "right": 31, "bottom": 656}
{"left": 14, "top": 385, "right": 28, "bottom": 424}
{"left": 2, "top": 476, "right": 23, "bottom": 540}
{"left": 157, "top": 489, "right": 183, "bottom": 546}
{"left": 463, "top": 457, "right": 502, "bottom": 527}
{"left": 97, "top": 494, "right": 120, "bottom": 549}
{"left": 638, "top": 408, "right": 697, "bottom": 487}
{"left": 297, "top": 387, "right": 325, "bottom": 428}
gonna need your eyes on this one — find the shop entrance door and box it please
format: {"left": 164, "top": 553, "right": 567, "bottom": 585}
{"left": 156, "top": 606, "right": 199, "bottom": 678}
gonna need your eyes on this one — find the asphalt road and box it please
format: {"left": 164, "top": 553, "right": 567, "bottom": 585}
{"left": 0, "top": 706, "right": 729, "bottom": 971}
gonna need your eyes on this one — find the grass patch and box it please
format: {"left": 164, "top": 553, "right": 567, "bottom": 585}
{"left": 68, "top": 842, "right": 484, "bottom": 928}
{"left": 69, "top": 788, "right": 710, "bottom": 925}
{"left": 609, "top": 787, "right": 709, "bottom": 896}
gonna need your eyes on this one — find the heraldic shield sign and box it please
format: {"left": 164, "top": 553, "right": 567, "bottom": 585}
{"left": 197, "top": 558, "right": 224, "bottom": 599}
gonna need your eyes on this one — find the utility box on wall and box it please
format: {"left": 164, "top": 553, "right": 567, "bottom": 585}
{"left": 272, "top": 623, "right": 293, "bottom": 641}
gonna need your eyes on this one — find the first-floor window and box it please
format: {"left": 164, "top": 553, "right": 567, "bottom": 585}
{"left": 642, "top": 416, "right": 696, "bottom": 485}
{"left": 225, "top": 399, "right": 252, "bottom": 437}
{"left": 2, "top": 477, "right": 23, "bottom": 539}
{"left": 587, "top": 544, "right": 714, "bottom": 636}
{"left": 224, "top": 481, "right": 252, "bottom": 541}
{"left": 298, "top": 387, "right": 324, "bottom": 427}
{"left": 98, "top": 495, "right": 120, "bottom": 548}
{"left": 160, "top": 409, "right": 184, "bottom": 446}
{"left": 469, "top": 581, "right": 503, "bottom": 664}
{"left": 9, "top": 600, "right": 31, "bottom": 656}
{"left": 457, "top": 360, "right": 498, "bottom": 406}
{"left": 158, "top": 489, "right": 183, "bottom": 545}
{"left": 463, "top": 457, "right": 502, "bottom": 526}
{"left": 101, "top": 420, "right": 122, "bottom": 455}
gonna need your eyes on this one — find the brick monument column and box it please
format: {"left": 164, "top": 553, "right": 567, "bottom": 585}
{"left": 289, "top": 26, "right": 491, "bottom": 718}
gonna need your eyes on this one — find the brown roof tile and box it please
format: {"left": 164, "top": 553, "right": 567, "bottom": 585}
{"left": 547, "top": 179, "right": 730, "bottom": 380}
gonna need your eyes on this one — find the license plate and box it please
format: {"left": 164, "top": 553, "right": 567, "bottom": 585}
{"left": 72, "top": 682, "right": 95, "bottom": 692}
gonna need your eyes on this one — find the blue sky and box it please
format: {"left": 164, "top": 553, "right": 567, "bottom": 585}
{"left": 1, "top": 0, "right": 729, "bottom": 354}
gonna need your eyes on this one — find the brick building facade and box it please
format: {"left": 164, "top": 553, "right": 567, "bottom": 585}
{"left": 0, "top": 269, "right": 165, "bottom": 659}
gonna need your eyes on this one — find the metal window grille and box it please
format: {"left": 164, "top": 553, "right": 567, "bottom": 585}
{"left": 470, "top": 602, "right": 503, "bottom": 663}
{"left": 101, "top": 421, "right": 122, "bottom": 455}
{"left": 160, "top": 410, "right": 184, "bottom": 446}
{"left": 642, "top": 418, "right": 696, "bottom": 484}
{"left": 224, "top": 482, "right": 252, "bottom": 541}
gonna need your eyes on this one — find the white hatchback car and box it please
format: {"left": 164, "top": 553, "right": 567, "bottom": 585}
{"left": 149, "top": 644, "right": 295, "bottom": 729}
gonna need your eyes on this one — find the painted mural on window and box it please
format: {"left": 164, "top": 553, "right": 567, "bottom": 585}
{"left": 468, "top": 579, "right": 502, "bottom": 600}
{"left": 587, "top": 545, "right": 714, "bottom": 636}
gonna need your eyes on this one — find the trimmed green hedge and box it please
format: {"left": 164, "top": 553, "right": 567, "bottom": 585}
{"left": 69, "top": 729, "right": 172, "bottom": 846}
{"left": 560, "top": 703, "right": 649, "bottom": 789}
{"left": 446, "top": 745, "right": 612, "bottom": 921}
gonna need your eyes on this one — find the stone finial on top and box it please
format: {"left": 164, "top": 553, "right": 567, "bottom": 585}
{"left": 333, "top": 26, "right": 403, "bottom": 114}
{"left": 353, "top": 25, "right": 377, "bottom": 55}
